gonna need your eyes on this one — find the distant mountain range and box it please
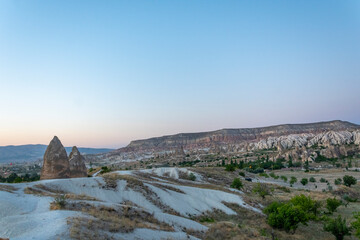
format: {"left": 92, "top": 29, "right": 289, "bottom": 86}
{"left": 84, "top": 120, "right": 360, "bottom": 164}
{"left": 123, "top": 120, "right": 360, "bottom": 151}
{"left": 0, "top": 144, "right": 114, "bottom": 163}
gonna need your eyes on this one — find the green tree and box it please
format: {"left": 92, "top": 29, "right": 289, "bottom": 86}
{"left": 290, "top": 176, "right": 297, "bottom": 185}
{"left": 343, "top": 175, "right": 357, "bottom": 187}
{"left": 225, "top": 164, "right": 235, "bottom": 171}
{"left": 351, "top": 212, "right": 360, "bottom": 239}
{"left": 280, "top": 175, "right": 288, "bottom": 182}
{"left": 301, "top": 178, "right": 308, "bottom": 186}
{"left": 324, "top": 216, "right": 350, "bottom": 240}
{"left": 290, "top": 194, "right": 321, "bottom": 218}
{"left": 334, "top": 178, "right": 342, "bottom": 185}
{"left": 288, "top": 156, "right": 293, "bottom": 167}
{"left": 230, "top": 178, "right": 243, "bottom": 190}
{"left": 265, "top": 203, "right": 308, "bottom": 233}
{"left": 309, "top": 177, "right": 316, "bottom": 182}
{"left": 188, "top": 173, "right": 196, "bottom": 181}
{"left": 326, "top": 198, "right": 342, "bottom": 213}
{"left": 253, "top": 183, "right": 270, "bottom": 199}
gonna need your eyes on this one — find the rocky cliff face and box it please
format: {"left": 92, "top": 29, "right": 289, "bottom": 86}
{"left": 124, "top": 120, "right": 359, "bottom": 151}
{"left": 69, "top": 146, "right": 88, "bottom": 178}
{"left": 40, "top": 136, "right": 70, "bottom": 180}
{"left": 41, "top": 137, "right": 87, "bottom": 180}
{"left": 84, "top": 120, "right": 360, "bottom": 165}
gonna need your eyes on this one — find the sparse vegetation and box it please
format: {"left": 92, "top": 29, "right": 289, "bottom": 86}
{"left": 334, "top": 178, "right": 342, "bottom": 185}
{"left": 343, "top": 175, "right": 357, "bottom": 187}
{"left": 188, "top": 172, "right": 196, "bottom": 181}
{"left": 0, "top": 173, "right": 40, "bottom": 183}
{"left": 264, "top": 195, "right": 321, "bottom": 233}
{"left": 290, "top": 176, "right": 297, "bottom": 185}
{"left": 280, "top": 175, "right": 288, "bottom": 182}
{"left": 51, "top": 194, "right": 67, "bottom": 210}
{"left": 253, "top": 183, "right": 270, "bottom": 199}
{"left": 225, "top": 164, "right": 236, "bottom": 172}
{"left": 100, "top": 166, "right": 110, "bottom": 174}
{"left": 326, "top": 198, "right": 342, "bottom": 213}
{"left": 323, "top": 216, "right": 350, "bottom": 240}
{"left": 301, "top": 178, "right": 308, "bottom": 186}
{"left": 230, "top": 178, "right": 243, "bottom": 190}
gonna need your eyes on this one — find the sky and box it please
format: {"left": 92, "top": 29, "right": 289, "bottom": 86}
{"left": 0, "top": 0, "right": 359, "bottom": 148}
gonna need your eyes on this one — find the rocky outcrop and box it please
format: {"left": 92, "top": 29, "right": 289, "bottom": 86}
{"left": 84, "top": 120, "right": 360, "bottom": 163}
{"left": 124, "top": 120, "right": 359, "bottom": 151}
{"left": 41, "top": 137, "right": 87, "bottom": 180}
{"left": 354, "top": 131, "right": 360, "bottom": 145}
{"left": 40, "top": 136, "right": 70, "bottom": 180}
{"left": 69, "top": 146, "right": 87, "bottom": 178}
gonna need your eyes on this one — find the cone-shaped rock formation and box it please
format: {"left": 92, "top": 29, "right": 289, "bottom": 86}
{"left": 40, "top": 136, "right": 70, "bottom": 180}
{"left": 69, "top": 146, "right": 87, "bottom": 178}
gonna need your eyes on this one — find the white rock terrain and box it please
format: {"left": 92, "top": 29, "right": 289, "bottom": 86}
{"left": 0, "top": 167, "right": 261, "bottom": 240}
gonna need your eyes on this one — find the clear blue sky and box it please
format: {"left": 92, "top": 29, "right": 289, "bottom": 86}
{"left": 0, "top": 0, "right": 359, "bottom": 148}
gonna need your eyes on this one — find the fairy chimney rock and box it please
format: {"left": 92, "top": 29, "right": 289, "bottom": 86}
{"left": 40, "top": 136, "right": 70, "bottom": 180}
{"left": 69, "top": 146, "right": 87, "bottom": 178}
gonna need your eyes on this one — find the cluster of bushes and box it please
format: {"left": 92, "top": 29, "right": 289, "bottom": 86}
{"left": 253, "top": 183, "right": 271, "bottom": 199}
{"left": 100, "top": 166, "right": 111, "bottom": 174}
{"left": 313, "top": 151, "right": 339, "bottom": 164}
{"left": 188, "top": 172, "right": 196, "bottom": 181}
{"left": 264, "top": 194, "right": 320, "bottom": 233}
{"left": 178, "top": 160, "right": 200, "bottom": 167}
{"left": 290, "top": 176, "right": 297, "bottom": 185}
{"left": 223, "top": 156, "right": 286, "bottom": 173}
{"left": 264, "top": 194, "right": 360, "bottom": 240}
{"left": 0, "top": 173, "right": 40, "bottom": 183}
{"left": 230, "top": 178, "right": 243, "bottom": 190}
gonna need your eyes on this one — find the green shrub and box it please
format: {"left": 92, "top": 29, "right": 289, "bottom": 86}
{"left": 280, "top": 176, "right": 288, "bottom": 182}
{"left": 264, "top": 194, "right": 321, "bottom": 233}
{"left": 54, "top": 195, "right": 67, "bottom": 208}
{"left": 309, "top": 177, "right": 316, "bottom": 182}
{"left": 269, "top": 172, "right": 276, "bottom": 178}
{"left": 200, "top": 217, "right": 215, "bottom": 223}
{"left": 230, "top": 178, "right": 243, "bottom": 190}
{"left": 225, "top": 164, "right": 236, "bottom": 172}
{"left": 326, "top": 198, "right": 342, "bottom": 213}
{"left": 253, "top": 183, "right": 270, "bottom": 199}
{"left": 265, "top": 202, "right": 308, "bottom": 233}
{"left": 343, "top": 175, "right": 357, "bottom": 187}
{"left": 324, "top": 216, "right": 350, "bottom": 240}
{"left": 259, "top": 173, "right": 269, "bottom": 178}
{"left": 320, "top": 178, "right": 326, "bottom": 183}
{"left": 188, "top": 172, "right": 196, "bottom": 181}
{"left": 289, "top": 194, "right": 321, "bottom": 218}
{"left": 301, "top": 178, "right": 308, "bottom": 186}
{"left": 100, "top": 166, "right": 110, "bottom": 174}
{"left": 334, "top": 178, "right": 342, "bottom": 185}
{"left": 239, "top": 171, "right": 245, "bottom": 177}
{"left": 290, "top": 176, "right": 297, "bottom": 185}
{"left": 352, "top": 212, "right": 360, "bottom": 238}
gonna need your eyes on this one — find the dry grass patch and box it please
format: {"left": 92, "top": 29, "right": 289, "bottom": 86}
{"left": 151, "top": 182, "right": 185, "bottom": 194}
{"left": 67, "top": 204, "right": 174, "bottom": 240}
{"left": 103, "top": 173, "right": 181, "bottom": 216}
{"left": 25, "top": 184, "right": 98, "bottom": 202}
{"left": 0, "top": 184, "right": 18, "bottom": 193}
